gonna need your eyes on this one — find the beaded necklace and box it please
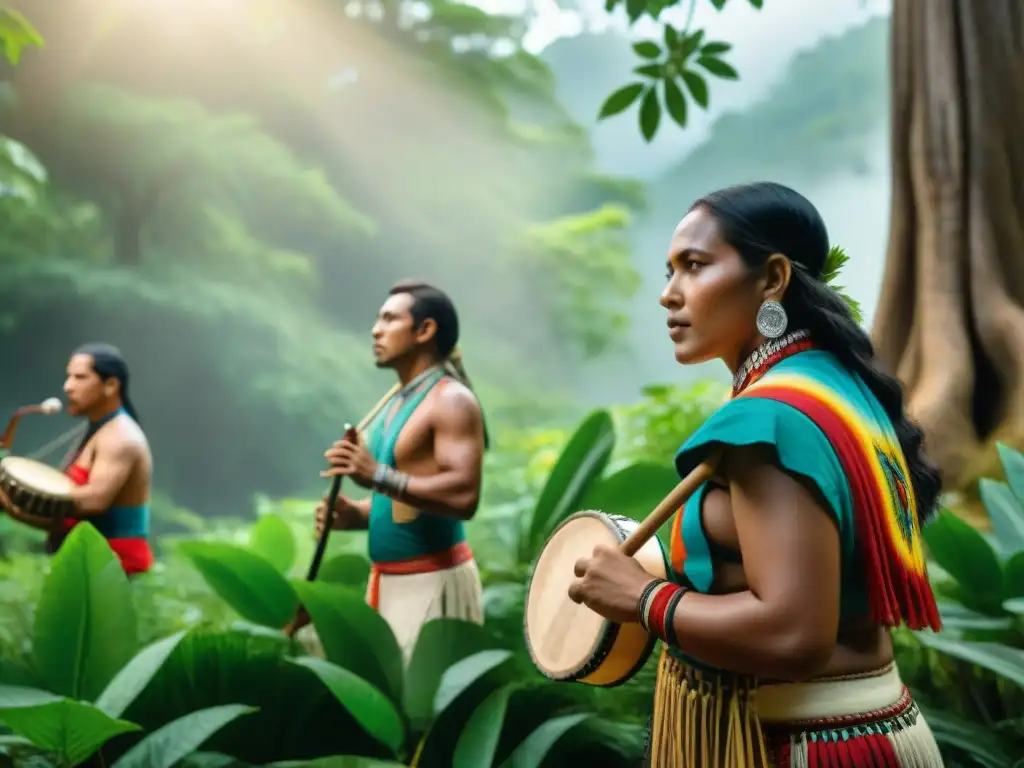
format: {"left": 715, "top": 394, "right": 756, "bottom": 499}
{"left": 731, "top": 329, "right": 815, "bottom": 396}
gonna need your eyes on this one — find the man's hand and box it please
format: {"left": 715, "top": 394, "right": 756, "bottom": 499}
{"left": 314, "top": 494, "right": 366, "bottom": 538}
{"left": 321, "top": 436, "right": 377, "bottom": 489}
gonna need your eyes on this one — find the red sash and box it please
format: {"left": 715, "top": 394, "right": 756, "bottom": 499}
{"left": 56, "top": 464, "right": 154, "bottom": 576}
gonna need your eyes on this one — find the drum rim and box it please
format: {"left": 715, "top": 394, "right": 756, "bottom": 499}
{"left": 0, "top": 455, "right": 76, "bottom": 500}
{"left": 524, "top": 509, "right": 655, "bottom": 681}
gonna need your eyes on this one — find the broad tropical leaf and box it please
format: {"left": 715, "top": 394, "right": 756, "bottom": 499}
{"left": 997, "top": 442, "right": 1024, "bottom": 506}
{"left": 291, "top": 581, "right": 404, "bottom": 704}
{"left": 33, "top": 523, "right": 139, "bottom": 700}
{"left": 248, "top": 514, "right": 298, "bottom": 574}
{"left": 922, "top": 510, "right": 1005, "bottom": 613}
{"left": 433, "top": 649, "right": 515, "bottom": 716}
{"left": 1005, "top": 551, "right": 1024, "bottom": 597}
{"left": 0, "top": 688, "right": 140, "bottom": 766}
{"left": 525, "top": 410, "right": 615, "bottom": 557}
{"left": 268, "top": 758, "right": 409, "bottom": 767}
{"left": 123, "top": 630, "right": 387, "bottom": 763}
{"left": 978, "top": 479, "right": 1024, "bottom": 556}
{"left": 316, "top": 553, "right": 371, "bottom": 589}
{"left": 404, "top": 619, "right": 503, "bottom": 729}
{"left": 94, "top": 632, "right": 188, "bottom": 718}
{"left": 111, "top": 704, "right": 257, "bottom": 768}
{"left": 290, "top": 658, "right": 404, "bottom": 753}
{"left": 919, "top": 705, "right": 1017, "bottom": 768}
{"left": 581, "top": 461, "right": 680, "bottom": 546}
{"left": 916, "top": 634, "right": 1024, "bottom": 688}
{"left": 179, "top": 540, "right": 299, "bottom": 628}
{"left": 452, "top": 684, "right": 515, "bottom": 768}
{"left": 498, "top": 712, "right": 591, "bottom": 768}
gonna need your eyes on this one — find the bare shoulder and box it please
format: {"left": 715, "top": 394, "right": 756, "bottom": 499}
{"left": 101, "top": 417, "right": 149, "bottom": 460}
{"left": 431, "top": 380, "right": 483, "bottom": 427}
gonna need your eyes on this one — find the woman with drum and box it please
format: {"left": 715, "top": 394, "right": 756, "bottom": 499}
{"left": 566, "top": 182, "right": 945, "bottom": 767}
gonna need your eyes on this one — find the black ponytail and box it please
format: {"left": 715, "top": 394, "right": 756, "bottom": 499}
{"left": 784, "top": 272, "right": 941, "bottom": 523}
{"left": 693, "top": 181, "right": 942, "bottom": 524}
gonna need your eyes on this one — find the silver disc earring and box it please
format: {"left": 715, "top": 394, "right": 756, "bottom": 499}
{"left": 756, "top": 299, "right": 788, "bottom": 339}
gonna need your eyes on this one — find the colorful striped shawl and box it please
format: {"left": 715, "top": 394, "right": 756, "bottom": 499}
{"left": 736, "top": 361, "right": 941, "bottom": 632}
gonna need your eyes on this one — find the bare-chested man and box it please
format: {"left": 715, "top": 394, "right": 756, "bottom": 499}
{"left": 312, "top": 281, "right": 487, "bottom": 661}
{"left": 0, "top": 343, "right": 154, "bottom": 575}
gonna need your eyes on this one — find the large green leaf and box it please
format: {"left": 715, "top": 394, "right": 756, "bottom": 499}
{"left": 111, "top": 704, "right": 257, "bottom": 768}
{"left": 581, "top": 461, "right": 680, "bottom": 546}
{"left": 919, "top": 705, "right": 1017, "bottom": 768}
{"left": 433, "top": 649, "right": 515, "bottom": 716}
{"left": 289, "top": 658, "right": 405, "bottom": 753}
{"left": 936, "top": 602, "right": 1014, "bottom": 634}
{"left": 404, "top": 619, "right": 503, "bottom": 729}
{"left": 291, "top": 581, "right": 403, "bottom": 704}
{"left": 997, "top": 442, "right": 1024, "bottom": 505}
{"left": 0, "top": 687, "right": 140, "bottom": 766}
{"left": 978, "top": 479, "right": 1024, "bottom": 557}
{"left": 498, "top": 713, "right": 591, "bottom": 768}
{"left": 452, "top": 684, "right": 515, "bottom": 768}
{"left": 922, "top": 510, "right": 1005, "bottom": 612}
{"left": 94, "top": 632, "right": 188, "bottom": 718}
{"left": 178, "top": 540, "right": 299, "bottom": 628}
{"left": 1002, "top": 598, "right": 1024, "bottom": 616}
{"left": 268, "top": 759, "right": 408, "bottom": 767}
{"left": 316, "top": 553, "right": 371, "bottom": 589}
{"left": 525, "top": 410, "right": 615, "bottom": 557}
{"left": 123, "top": 629, "right": 388, "bottom": 763}
{"left": 916, "top": 633, "right": 1024, "bottom": 688}
{"left": 32, "top": 523, "right": 139, "bottom": 700}
{"left": 248, "top": 514, "right": 298, "bottom": 575}
{"left": 581, "top": 461, "right": 679, "bottom": 514}
{"left": 1004, "top": 551, "right": 1024, "bottom": 598}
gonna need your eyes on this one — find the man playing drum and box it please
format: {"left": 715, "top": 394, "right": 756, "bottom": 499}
{"left": 308, "top": 281, "right": 487, "bottom": 663}
{"left": 0, "top": 343, "right": 154, "bottom": 575}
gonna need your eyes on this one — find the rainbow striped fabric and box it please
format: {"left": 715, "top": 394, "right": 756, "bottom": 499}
{"left": 673, "top": 350, "right": 941, "bottom": 632}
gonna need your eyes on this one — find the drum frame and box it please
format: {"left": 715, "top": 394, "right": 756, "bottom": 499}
{"left": 0, "top": 456, "right": 76, "bottom": 525}
{"left": 523, "top": 510, "right": 669, "bottom": 687}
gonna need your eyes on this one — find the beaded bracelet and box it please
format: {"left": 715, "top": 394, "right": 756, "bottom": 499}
{"left": 637, "top": 579, "right": 688, "bottom": 647}
{"left": 372, "top": 464, "right": 410, "bottom": 498}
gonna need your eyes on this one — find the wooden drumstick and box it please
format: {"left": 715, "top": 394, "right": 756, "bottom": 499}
{"left": 618, "top": 448, "right": 724, "bottom": 558}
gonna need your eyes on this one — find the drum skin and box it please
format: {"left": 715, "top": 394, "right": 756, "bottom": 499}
{"left": 0, "top": 456, "right": 76, "bottom": 521}
{"left": 524, "top": 510, "right": 670, "bottom": 687}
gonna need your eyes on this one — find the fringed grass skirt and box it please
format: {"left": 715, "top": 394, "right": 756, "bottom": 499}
{"left": 646, "top": 649, "right": 944, "bottom": 767}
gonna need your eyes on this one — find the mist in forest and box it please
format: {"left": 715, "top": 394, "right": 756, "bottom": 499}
{"left": 0, "top": 0, "right": 898, "bottom": 514}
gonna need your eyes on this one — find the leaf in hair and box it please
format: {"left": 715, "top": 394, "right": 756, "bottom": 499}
{"left": 819, "top": 245, "right": 862, "bottom": 324}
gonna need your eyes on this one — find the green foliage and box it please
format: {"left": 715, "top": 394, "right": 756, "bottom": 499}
{"left": 597, "top": 0, "right": 763, "bottom": 141}
{"left": 0, "top": 6, "right": 40, "bottom": 65}
{"left": 0, "top": 516, "right": 642, "bottom": 766}
{"left": 820, "top": 246, "right": 864, "bottom": 324}
{"left": 899, "top": 442, "right": 1024, "bottom": 764}
{"left": 6, "top": 383, "right": 1024, "bottom": 765}
{"left": 650, "top": 16, "right": 889, "bottom": 185}
{"left": 517, "top": 204, "right": 639, "bottom": 358}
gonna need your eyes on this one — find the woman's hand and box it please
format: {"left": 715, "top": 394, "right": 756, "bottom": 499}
{"left": 567, "top": 544, "right": 657, "bottom": 624}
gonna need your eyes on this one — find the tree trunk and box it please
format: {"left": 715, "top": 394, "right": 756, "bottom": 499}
{"left": 873, "top": 0, "right": 1024, "bottom": 490}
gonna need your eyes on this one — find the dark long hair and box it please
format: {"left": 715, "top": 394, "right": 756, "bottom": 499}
{"left": 692, "top": 182, "right": 941, "bottom": 523}
{"left": 388, "top": 281, "right": 490, "bottom": 451}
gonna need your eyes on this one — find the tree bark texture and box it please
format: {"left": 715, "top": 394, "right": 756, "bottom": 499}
{"left": 874, "top": 0, "right": 1024, "bottom": 490}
